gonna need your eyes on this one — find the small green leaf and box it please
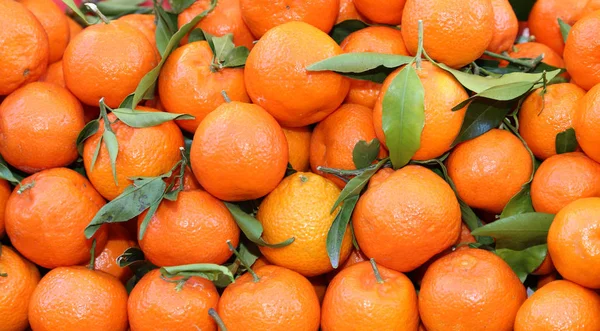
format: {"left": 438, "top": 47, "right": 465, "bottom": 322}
{"left": 471, "top": 212, "right": 554, "bottom": 250}
{"left": 330, "top": 158, "right": 389, "bottom": 212}
{"left": 557, "top": 18, "right": 571, "bottom": 43}
{"left": 0, "top": 157, "right": 22, "bottom": 185}
{"left": 111, "top": 108, "right": 194, "bottom": 128}
{"left": 223, "top": 46, "right": 250, "bottom": 68}
{"left": 329, "top": 19, "right": 370, "bottom": 44}
{"left": 169, "top": 0, "right": 196, "bottom": 13}
{"left": 188, "top": 28, "right": 207, "bottom": 43}
{"left": 327, "top": 195, "right": 359, "bottom": 268}
{"left": 555, "top": 128, "right": 577, "bottom": 154}
{"left": 138, "top": 199, "right": 161, "bottom": 240}
{"left": 95, "top": 0, "right": 150, "bottom": 17}
{"left": 452, "top": 99, "right": 513, "bottom": 147}
{"left": 76, "top": 120, "right": 99, "bottom": 156}
{"left": 352, "top": 139, "right": 380, "bottom": 169}
{"left": 212, "top": 34, "right": 236, "bottom": 63}
{"left": 161, "top": 263, "right": 235, "bottom": 283}
{"left": 307, "top": 53, "right": 414, "bottom": 75}
{"left": 90, "top": 137, "right": 103, "bottom": 171}
{"left": 154, "top": 5, "right": 179, "bottom": 56}
{"left": 382, "top": 64, "right": 425, "bottom": 169}
{"left": 117, "top": 247, "right": 145, "bottom": 268}
{"left": 61, "top": 0, "right": 92, "bottom": 25}
{"left": 224, "top": 202, "right": 295, "bottom": 248}
{"left": 496, "top": 244, "right": 548, "bottom": 282}
{"left": 500, "top": 185, "right": 534, "bottom": 218}
{"left": 102, "top": 130, "right": 119, "bottom": 185}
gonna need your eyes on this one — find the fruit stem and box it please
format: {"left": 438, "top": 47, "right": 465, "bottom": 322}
{"left": 483, "top": 51, "right": 543, "bottom": 69}
{"left": 84, "top": 3, "right": 110, "bottom": 24}
{"left": 415, "top": 20, "right": 424, "bottom": 69}
{"left": 208, "top": 308, "right": 228, "bottom": 331}
{"left": 227, "top": 240, "right": 260, "bottom": 283}
{"left": 17, "top": 181, "right": 35, "bottom": 194}
{"left": 87, "top": 239, "right": 97, "bottom": 270}
{"left": 369, "top": 258, "right": 384, "bottom": 284}
{"left": 220, "top": 90, "right": 232, "bottom": 103}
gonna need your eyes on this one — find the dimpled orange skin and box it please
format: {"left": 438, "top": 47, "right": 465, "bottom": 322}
{"left": 574, "top": 83, "right": 600, "bottom": 163}
{"left": 326, "top": 248, "right": 368, "bottom": 281}
{"left": 340, "top": 26, "right": 410, "bottom": 109}
{"left": 179, "top": 0, "right": 255, "bottom": 49}
{"left": 18, "top": 0, "right": 70, "bottom": 63}
{"left": 0, "top": 180, "right": 10, "bottom": 238}
{"left": 374, "top": 62, "right": 468, "bottom": 161}
{"left": 446, "top": 129, "right": 533, "bottom": 214}
{"left": 0, "top": 246, "right": 40, "bottom": 331}
{"left": 83, "top": 108, "right": 184, "bottom": 201}
{"left": 39, "top": 60, "right": 65, "bottom": 87}
{"left": 528, "top": 0, "right": 587, "bottom": 55}
{"left": 515, "top": 280, "right": 600, "bottom": 331}
{"left": 0, "top": 0, "right": 49, "bottom": 95}
{"left": 531, "top": 152, "right": 600, "bottom": 214}
{"left": 63, "top": 21, "right": 158, "bottom": 108}
{"left": 158, "top": 41, "right": 250, "bottom": 133}
{"left": 353, "top": 166, "right": 461, "bottom": 272}
{"left": 117, "top": 14, "right": 158, "bottom": 56}
{"left": 352, "top": 0, "right": 405, "bottom": 25}
{"left": 336, "top": 0, "right": 368, "bottom": 23}
{"left": 321, "top": 261, "right": 419, "bottom": 331}
{"left": 244, "top": 21, "right": 350, "bottom": 127}
{"left": 500, "top": 42, "right": 566, "bottom": 70}
{"left": 487, "top": 0, "right": 518, "bottom": 53}
{"left": 548, "top": 197, "right": 600, "bottom": 289}
{"left": 217, "top": 265, "right": 321, "bottom": 331}
{"left": 29, "top": 266, "right": 128, "bottom": 331}
{"left": 402, "top": 0, "right": 494, "bottom": 68}
{"left": 128, "top": 269, "right": 219, "bottom": 331}
{"left": 5, "top": 168, "right": 107, "bottom": 269}
{"left": 532, "top": 253, "right": 555, "bottom": 276}
{"left": 578, "top": 0, "right": 600, "bottom": 19}
{"left": 257, "top": 172, "right": 352, "bottom": 277}
{"left": 67, "top": 16, "right": 83, "bottom": 40}
{"left": 0, "top": 82, "right": 84, "bottom": 174}
{"left": 518, "top": 84, "right": 585, "bottom": 160}
{"left": 190, "top": 102, "right": 288, "bottom": 201}
{"left": 564, "top": 11, "right": 600, "bottom": 91}
{"left": 419, "top": 248, "right": 527, "bottom": 331}
{"left": 283, "top": 126, "right": 312, "bottom": 172}
{"left": 93, "top": 225, "right": 136, "bottom": 283}
{"left": 240, "top": 0, "right": 339, "bottom": 38}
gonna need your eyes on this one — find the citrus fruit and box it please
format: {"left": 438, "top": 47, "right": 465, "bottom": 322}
{"left": 352, "top": 0, "right": 405, "bottom": 25}
{"left": 283, "top": 126, "right": 312, "bottom": 172}
{"left": 117, "top": 14, "right": 158, "bottom": 55}
{"left": 67, "top": 16, "right": 82, "bottom": 39}
{"left": 528, "top": 0, "right": 587, "bottom": 55}
{"left": 500, "top": 42, "right": 565, "bottom": 70}
{"left": 39, "top": 60, "right": 65, "bottom": 87}
{"left": 94, "top": 224, "right": 136, "bottom": 283}
{"left": 336, "top": 0, "right": 368, "bottom": 23}
{"left": 0, "top": 180, "right": 10, "bottom": 238}
{"left": 573, "top": 83, "right": 600, "bottom": 163}
{"left": 487, "top": 0, "right": 519, "bottom": 53}
{"left": 532, "top": 254, "right": 555, "bottom": 276}
{"left": 564, "top": 10, "right": 600, "bottom": 90}
{"left": 18, "top": 0, "right": 70, "bottom": 63}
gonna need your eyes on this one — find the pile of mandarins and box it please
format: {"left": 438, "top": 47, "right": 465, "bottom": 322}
{"left": 2, "top": 0, "right": 600, "bottom": 330}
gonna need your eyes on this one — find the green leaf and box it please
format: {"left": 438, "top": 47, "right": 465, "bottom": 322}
{"left": 327, "top": 195, "right": 359, "bottom": 268}
{"left": 330, "top": 158, "right": 389, "bottom": 212}
{"left": 329, "top": 19, "right": 369, "bottom": 44}
{"left": 496, "top": 244, "right": 548, "bottom": 282}
{"left": 169, "top": 0, "right": 196, "bottom": 13}
{"left": 212, "top": 34, "right": 236, "bottom": 63}
{"left": 558, "top": 18, "right": 571, "bottom": 43}
{"left": 111, "top": 108, "right": 194, "bottom": 128}
{"left": 352, "top": 139, "right": 380, "bottom": 169}
{"left": 117, "top": 247, "right": 145, "bottom": 268}
{"left": 452, "top": 99, "right": 513, "bottom": 147}
{"left": 223, "top": 46, "right": 250, "bottom": 68}
{"left": 138, "top": 199, "right": 161, "bottom": 240}
{"left": 555, "top": 127, "right": 578, "bottom": 154}
{"left": 471, "top": 212, "right": 554, "bottom": 250}
{"left": 307, "top": 53, "right": 414, "bottom": 75}
{"left": 161, "top": 263, "right": 235, "bottom": 283}
{"left": 102, "top": 130, "right": 119, "bottom": 185}
{"left": 0, "top": 158, "right": 22, "bottom": 185}
{"left": 61, "top": 0, "right": 92, "bottom": 25}
{"left": 188, "top": 28, "right": 207, "bottom": 43}
{"left": 90, "top": 137, "right": 103, "bottom": 171}
{"left": 76, "top": 120, "right": 99, "bottom": 156}
{"left": 224, "top": 202, "right": 295, "bottom": 248}
{"left": 155, "top": 5, "right": 179, "bottom": 57}
{"left": 96, "top": 0, "right": 150, "bottom": 17}
{"left": 500, "top": 185, "right": 534, "bottom": 218}
{"left": 382, "top": 65, "right": 425, "bottom": 169}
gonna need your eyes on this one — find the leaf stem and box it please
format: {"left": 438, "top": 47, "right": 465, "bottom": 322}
{"left": 369, "top": 258, "right": 384, "bottom": 284}
{"left": 227, "top": 240, "right": 259, "bottom": 283}
{"left": 83, "top": 3, "right": 110, "bottom": 24}
{"left": 415, "top": 20, "right": 424, "bottom": 69}
{"left": 88, "top": 239, "right": 97, "bottom": 270}
{"left": 209, "top": 308, "right": 228, "bottom": 331}
{"left": 483, "top": 51, "right": 543, "bottom": 69}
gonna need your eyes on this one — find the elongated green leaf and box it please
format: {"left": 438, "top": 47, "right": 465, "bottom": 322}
{"left": 61, "top": 0, "right": 92, "bottom": 25}
{"left": 76, "top": 120, "right": 99, "bottom": 156}
{"left": 224, "top": 202, "right": 294, "bottom": 248}
{"left": 352, "top": 139, "right": 380, "bottom": 169}
{"left": 223, "top": 46, "right": 250, "bottom": 68}
{"left": 555, "top": 128, "right": 578, "bottom": 154}
{"left": 102, "top": 130, "right": 119, "bottom": 185}
{"left": 161, "top": 263, "right": 235, "bottom": 283}
{"left": 452, "top": 99, "right": 513, "bottom": 146}
{"left": 496, "top": 244, "right": 547, "bottom": 282}
{"left": 307, "top": 53, "right": 414, "bottom": 74}
{"left": 138, "top": 199, "right": 161, "bottom": 240}
{"left": 117, "top": 247, "right": 145, "bottom": 268}
{"left": 155, "top": 6, "right": 179, "bottom": 56}
{"left": 170, "top": 0, "right": 196, "bottom": 13}
{"left": 327, "top": 195, "right": 359, "bottom": 268}
{"left": 558, "top": 18, "right": 571, "bottom": 43}
{"left": 111, "top": 108, "right": 193, "bottom": 128}
{"left": 96, "top": 1, "right": 151, "bottom": 17}
{"left": 188, "top": 28, "right": 207, "bottom": 43}
{"left": 471, "top": 212, "right": 554, "bottom": 250}
{"left": 329, "top": 19, "right": 370, "bottom": 44}
{"left": 90, "top": 137, "right": 103, "bottom": 171}
{"left": 500, "top": 185, "right": 534, "bottom": 218}
{"left": 0, "top": 158, "right": 22, "bottom": 185}
{"left": 330, "top": 158, "right": 389, "bottom": 212}
{"left": 382, "top": 65, "right": 425, "bottom": 169}
{"left": 212, "top": 34, "right": 235, "bottom": 63}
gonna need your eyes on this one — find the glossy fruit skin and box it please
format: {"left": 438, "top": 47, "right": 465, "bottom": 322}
{"left": 244, "top": 21, "right": 349, "bottom": 127}
{"left": 217, "top": 265, "right": 321, "bottom": 331}
{"left": 5, "top": 168, "right": 107, "bottom": 269}
{"left": 419, "top": 248, "right": 527, "bottom": 331}
{"left": 564, "top": 11, "right": 600, "bottom": 90}
{"left": 63, "top": 21, "right": 158, "bottom": 107}
{"left": 310, "top": 104, "right": 387, "bottom": 188}
{"left": 374, "top": 62, "right": 468, "bottom": 161}
{"left": 38, "top": 60, "right": 65, "bottom": 87}
{"left": 336, "top": 0, "right": 368, "bottom": 23}
{"left": 487, "top": 0, "right": 518, "bottom": 53}
{"left": 514, "top": 280, "right": 600, "bottom": 331}
{"left": 528, "top": 0, "right": 587, "bottom": 55}
{"left": 239, "top": 0, "right": 339, "bottom": 38}
{"left": 500, "top": 42, "right": 565, "bottom": 70}
{"left": 340, "top": 26, "right": 410, "bottom": 109}
{"left": 94, "top": 224, "right": 136, "bottom": 283}
{"left": 402, "top": 0, "right": 494, "bottom": 68}
{"left": 0, "top": 82, "right": 84, "bottom": 174}
{"left": 518, "top": 83, "right": 585, "bottom": 160}
{"left": 532, "top": 254, "right": 555, "bottom": 276}
{"left": 83, "top": 108, "right": 184, "bottom": 201}
{"left": 446, "top": 129, "right": 533, "bottom": 214}
{"left": 548, "top": 197, "right": 600, "bottom": 289}
{"left": 117, "top": 14, "right": 158, "bottom": 55}
{"left": 283, "top": 126, "right": 312, "bottom": 172}
{"left": 29, "top": 266, "right": 129, "bottom": 331}
{"left": 19, "top": 0, "right": 70, "bottom": 63}
{"left": 158, "top": 41, "right": 250, "bottom": 133}
{"left": 353, "top": 165, "right": 461, "bottom": 272}
{"left": 574, "top": 83, "right": 600, "bottom": 163}
{"left": 128, "top": 269, "right": 219, "bottom": 331}
{"left": 0, "top": 0, "right": 49, "bottom": 95}
{"left": 0, "top": 180, "right": 10, "bottom": 238}
{"left": 353, "top": 0, "right": 405, "bottom": 24}
{"left": 321, "top": 261, "right": 419, "bottom": 331}
{"left": 67, "top": 16, "right": 83, "bottom": 39}
{"left": 0, "top": 246, "right": 40, "bottom": 331}
{"left": 190, "top": 101, "right": 288, "bottom": 201}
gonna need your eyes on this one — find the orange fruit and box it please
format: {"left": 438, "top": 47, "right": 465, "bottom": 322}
{"left": 532, "top": 254, "right": 555, "bottom": 276}
{"left": 128, "top": 269, "right": 219, "bottom": 331}
{"left": 564, "top": 10, "right": 600, "bottom": 91}
{"left": 578, "top": 0, "right": 600, "bottom": 19}
{"left": 29, "top": 266, "right": 129, "bottom": 331}
{"left": 239, "top": 0, "right": 339, "bottom": 38}
{"left": 18, "top": 0, "right": 70, "bottom": 63}
{"left": 94, "top": 224, "right": 136, "bottom": 283}
{"left": 0, "top": 246, "right": 40, "bottom": 331}
{"left": 63, "top": 21, "right": 158, "bottom": 107}
{"left": 419, "top": 248, "right": 527, "bottom": 331}
{"left": 528, "top": 0, "right": 587, "bottom": 55}
{"left": 38, "top": 60, "right": 65, "bottom": 87}
{"left": 341, "top": 26, "right": 410, "bottom": 109}
{"left": 217, "top": 265, "right": 321, "bottom": 331}
{"left": 548, "top": 197, "right": 600, "bottom": 289}
{"left": 0, "top": 82, "right": 84, "bottom": 174}
{"left": 252, "top": 256, "right": 271, "bottom": 269}
{"left": 67, "top": 16, "right": 83, "bottom": 40}
{"left": 536, "top": 272, "right": 558, "bottom": 289}
{"left": 487, "top": 0, "right": 519, "bottom": 53}
{"left": 326, "top": 248, "right": 368, "bottom": 281}
{"left": 446, "top": 129, "right": 533, "bottom": 214}
{"left": 402, "top": 0, "right": 494, "bottom": 68}
{"left": 353, "top": 165, "right": 461, "bottom": 272}
{"left": 574, "top": 83, "right": 600, "bottom": 163}
{"left": 82, "top": 107, "right": 184, "bottom": 200}
{"left": 310, "top": 104, "right": 387, "bottom": 188}
{"left": 515, "top": 280, "right": 600, "bottom": 331}
{"left": 138, "top": 189, "right": 240, "bottom": 266}
{"left": 244, "top": 21, "right": 350, "bottom": 127}
{"left": 531, "top": 152, "right": 600, "bottom": 214}
{"left": 5, "top": 168, "right": 107, "bottom": 268}
{"left": 158, "top": 40, "right": 250, "bottom": 133}
{"left": 283, "top": 126, "right": 312, "bottom": 172}
{"left": 352, "top": 0, "right": 405, "bottom": 25}
{"left": 179, "top": 0, "right": 255, "bottom": 49}
{"left": 321, "top": 261, "right": 419, "bottom": 330}
{"left": 0, "top": 180, "right": 10, "bottom": 238}
{"left": 367, "top": 167, "right": 394, "bottom": 189}
{"left": 500, "top": 42, "right": 565, "bottom": 71}
{"left": 518, "top": 83, "right": 585, "bottom": 160}
{"left": 336, "top": 0, "right": 368, "bottom": 23}
{"left": 0, "top": 0, "right": 49, "bottom": 95}
{"left": 257, "top": 172, "right": 352, "bottom": 277}
{"left": 117, "top": 14, "right": 158, "bottom": 54}
{"left": 190, "top": 101, "right": 288, "bottom": 201}
{"left": 374, "top": 61, "right": 468, "bottom": 161}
